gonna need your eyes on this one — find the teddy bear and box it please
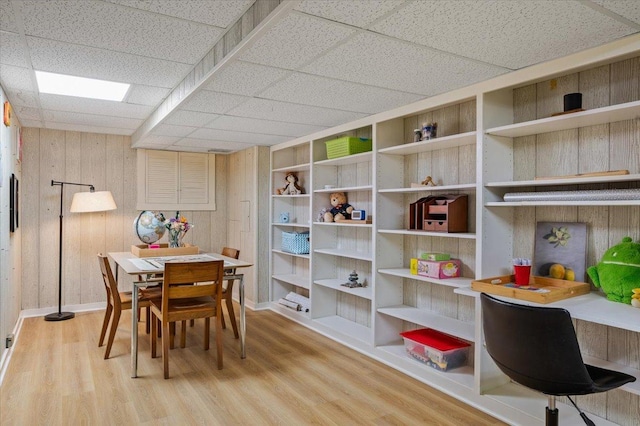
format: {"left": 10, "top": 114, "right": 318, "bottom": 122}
{"left": 277, "top": 172, "right": 302, "bottom": 195}
{"left": 587, "top": 236, "right": 640, "bottom": 305}
{"left": 323, "top": 192, "right": 354, "bottom": 222}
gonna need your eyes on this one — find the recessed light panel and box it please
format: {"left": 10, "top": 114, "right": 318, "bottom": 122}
{"left": 35, "top": 70, "right": 130, "bottom": 101}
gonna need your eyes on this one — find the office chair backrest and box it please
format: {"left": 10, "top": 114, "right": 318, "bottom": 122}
{"left": 480, "top": 293, "right": 594, "bottom": 395}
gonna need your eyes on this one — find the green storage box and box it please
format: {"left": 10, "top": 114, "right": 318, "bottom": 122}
{"left": 325, "top": 136, "right": 372, "bottom": 159}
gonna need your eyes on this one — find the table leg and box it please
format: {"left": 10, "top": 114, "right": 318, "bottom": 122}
{"left": 239, "top": 274, "right": 246, "bottom": 359}
{"left": 131, "top": 280, "right": 140, "bottom": 378}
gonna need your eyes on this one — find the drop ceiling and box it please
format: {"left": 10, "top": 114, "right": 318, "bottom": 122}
{"left": 1, "top": 0, "right": 639, "bottom": 153}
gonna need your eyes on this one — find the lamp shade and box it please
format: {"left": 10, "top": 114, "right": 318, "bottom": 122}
{"left": 70, "top": 191, "right": 117, "bottom": 213}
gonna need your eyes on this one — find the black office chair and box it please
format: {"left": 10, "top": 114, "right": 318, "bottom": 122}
{"left": 480, "top": 293, "right": 636, "bottom": 426}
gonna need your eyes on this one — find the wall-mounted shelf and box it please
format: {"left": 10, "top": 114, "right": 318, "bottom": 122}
{"left": 377, "top": 305, "right": 475, "bottom": 342}
{"left": 378, "top": 131, "right": 476, "bottom": 155}
{"left": 314, "top": 185, "right": 372, "bottom": 193}
{"left": 271, "top": 223, "right": 311, "bottom": 228}
{"left": 379, "top": 183, "right": 476, "bottom": 193}
{"left": 378, "top": 269, "right": 473, "bottom": 289}
{"left": 271, "top": 249, "right": 310, "bottom": 259}
{"left": 378, "top": 229, "right": 476, "bottom": 240}
{"left": 314, "top": 221, "right": 373, "bottom": 228}
{"left": 272, "top": 163, "right": 310, "bottom": 173}
{"left": 485, "top": 100, "right": 640, "bottom": 138}
{"left": 486, "top": 173, "right": 640, "bottom": 188}
{"left": 486, "top": 200, "right": 640, "bottom": 207}
{"left": 314, "top": 151, "right": 372, "bottom": 167}
{"left": 272, "top": 274, "right": 310, "bottom": 290}
{"left": 314, "top": 279, "right": 372, "bottom": 300}
{"left": 314, "top": 248, "right": 372, "bottom": 261}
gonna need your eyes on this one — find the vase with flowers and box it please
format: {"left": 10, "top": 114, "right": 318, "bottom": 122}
{"left": 159, "top": 211, "right": 192, "bottom": 248}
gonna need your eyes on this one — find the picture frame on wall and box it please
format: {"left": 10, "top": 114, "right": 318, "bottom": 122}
{"left": 534, "top": 222, "right": 587, "bottom": 282}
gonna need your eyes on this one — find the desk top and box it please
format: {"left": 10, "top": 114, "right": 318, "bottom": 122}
{"left": 108, "top": 251, "right": 252, "bottom": 275}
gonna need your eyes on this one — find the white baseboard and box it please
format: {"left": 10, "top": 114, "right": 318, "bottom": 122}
{"left": 0, "top": 314, "right": 24, "bottom": 387}
{"left": 20, "top": 302, "right": 105, "bottom": 318}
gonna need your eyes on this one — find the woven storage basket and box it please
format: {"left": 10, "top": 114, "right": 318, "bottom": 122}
{"left": 325, "top": 136, "right": 372, "bottom": 159}
{"left": 281, "top": 231, "right": 310, "bottom": 254}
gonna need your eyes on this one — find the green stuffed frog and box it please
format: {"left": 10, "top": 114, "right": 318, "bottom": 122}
{"left": 587, "top": 237, "right": 640, "bottom": 304}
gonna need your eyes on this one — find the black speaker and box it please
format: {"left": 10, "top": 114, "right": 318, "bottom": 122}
{"left": 564, "top": 93, "right": 582, "bottom": 111}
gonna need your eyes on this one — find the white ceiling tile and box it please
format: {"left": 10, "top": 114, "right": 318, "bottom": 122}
{"left": 370, "top": 0, "right": 636, "bottom": 70}
{"left": 39, "top": 93, "right": 153, "bottom": 119}
{"left": 188, "top": 128, "right": 287, "bottom": 145}
{"left": 0, "top": 1, "right": 20, "bottom": 33}
{"left": 174, "top": 138, "right": 254, "bottom": 152}
{"left": 206, "top": 115, "right": 327, "bottom": 137}
{"left": 105, "top": 0, "right": 252, "bottom": 28}
{"left": 238, "top": 13, "right": 356, "bottom": 70}
{"left": 591, "top": 0, "right": 640, "bottom": 25}
{"left": 0, "top": 31, "right": 29, "bottom": 67}
{"left": 18, "top": 0, "right": 222, "bottom": 64}
{"left": 180, "top": 90, "right": 250, "bottom": 114}
{"left": 125, "top": 85, "right": 170, "bottom": 107}
{"left": 203, "top": 61, "right": 291, "bottom": 96}
{"left": 303, "top": 32, "right": 508, "bottom": 96}
{"left": 43, "top": 109, "right": 142, "bottom": 130}
{"left": 42, "top": 121, "right": 134, "bottom": 135}
{"left": 27, "top": 37, "right": 191, "bottom": 88}
{"left": 151, "top": 124, "right": 197, "bottom": 138}
{"left": 260, "top": 72, "right": 424, "bottom": 114}
{"left": 296, "top": 0, "right": 407, "bottom": 28}
{"left": 6, "top": 89, "right": 39, "bottom": 108}
{"left": 164, "top": 110, "right": 220, "bottom": 127}
{"left": 228, "top": 98, "right": 367, "bottom": 127}
{"left": 0, "top": 64, "right": 36, "bottom": 91}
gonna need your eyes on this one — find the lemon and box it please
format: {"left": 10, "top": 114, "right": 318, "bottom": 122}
{"left": 549, "top": 263, "right": 565, "bottom": 279}
{"left": 564, "top": 268, "right": 575, "bottom": 281}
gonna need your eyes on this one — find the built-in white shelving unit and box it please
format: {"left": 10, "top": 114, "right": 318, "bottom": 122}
{"left": 268, "top": 38, "right": 640, "bottom": 425}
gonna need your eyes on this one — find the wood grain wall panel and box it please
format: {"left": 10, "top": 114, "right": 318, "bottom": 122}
{"left": 21, "top": 128, "right": 40, "bottom": 309}
{"left": 63, "top": 132, "right": 83, "bottom": 305}
{"left": 104, "top": 135, "right": 125, "bottom": 276}
{"left": 610, "top": 57, "right": 639, "bottom": 104}
{"left": 257, "top": 146, "right": 271, "bottom": 303}
{"left": 578, "top": 206, "right": 609, "bottom": 285}
{"left": 514, "top": 85, "right": 536, "bottom": 124}
{"left": 580, "top": 65, "right": 610, "bottom": 110}
{"left": 578, "top": 125, "right": 609, "bottom": 174}
{"left": 536, "top": 74, "right": 579, "bottom": 119}
{"left": 39, "top": 129, "right": 66, "bottom": 309}
{"left": 610, "top": 119, "right": 640, "bottom": 173}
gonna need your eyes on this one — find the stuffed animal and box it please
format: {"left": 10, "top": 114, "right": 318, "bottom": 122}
{"left": 324, "top": 192, "right": 354, "bottom": 222}
{"left": 277, "top": 172, "right": 302, "bottom": 195}
{"left": 587, "top": 237, "right": 640, "bottom": 304}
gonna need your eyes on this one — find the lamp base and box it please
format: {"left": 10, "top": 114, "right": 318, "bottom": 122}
{"left": 44, "top": 312, "right": 75, "bottom": 321}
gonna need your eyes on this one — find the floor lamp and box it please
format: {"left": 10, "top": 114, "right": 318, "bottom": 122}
{"left": 46, "top": 180, "right": 117, "bottom": 322}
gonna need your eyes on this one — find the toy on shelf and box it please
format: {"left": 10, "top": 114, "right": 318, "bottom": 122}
{"left": 410, "top": 175, "right": 438, "bottom": 188}
{"left": 276, "top": 172, "right": 303, "bottom": 195}
{"left": 587, "top": 237, "right": 640, "bottom": 305}
{"left": 342, "top": 270, "right": 365, "bottom": 288}
{"left": 323, "top": 192, "right": 354, "bottom": 222}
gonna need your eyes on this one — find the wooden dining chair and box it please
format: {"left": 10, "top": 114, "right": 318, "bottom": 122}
{"left": 97, "top": 254, "right": 160, "bottom": 359}
{"left": 150, "top": 260, "right": 225, "bottom": 379}
{"left": 220, "top": 247, "right": 240, "bottom": 338}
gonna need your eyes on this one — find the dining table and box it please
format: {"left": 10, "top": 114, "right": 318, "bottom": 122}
{"left": 108, "top": 251, "right": 253, "bottom": 378}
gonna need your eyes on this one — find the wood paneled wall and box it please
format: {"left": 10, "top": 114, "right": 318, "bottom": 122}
{"left": 20, "top": 128, "right": 230, "bottom": 309}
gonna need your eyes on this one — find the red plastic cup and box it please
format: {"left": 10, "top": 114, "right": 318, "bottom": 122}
{"left": 513, "top": 265, "right": 531, "bottom": 286}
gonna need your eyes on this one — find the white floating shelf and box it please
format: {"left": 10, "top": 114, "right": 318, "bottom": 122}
{"left": 378, "top": 268, "right": 473, "bottom": 289}
{"left": 272, "top": 163, "right": 310, "bottom": 173}
{"left": 271, "top": 249, "right": 310, "bottom": 259}
{"left": 377, "top": 344, "right": 475, "bottom": 390}
{"left": 314, "top": 221, "right": 372, "bottom": 228}
{"left": 272, "top": 194, "right": 310, "bottom": 199}
{"left": 314, "top": 315, "right": 371, "bottom": 345}
{"left": 272, "top": 274, "right": 310, "bottom": 289}
{"left": 486, "top": 200, "right": 640, "bottom": 207}
{"left": 378, "top": 131, "right": 476, "bottom": 155}
{"left": 271, "top": 222, "right": 311, "bottom": 228}
{"left": 271, "top": 302, "right": 310, "bottom": 320}
{"left": 314, "top": 278, "right": 372, "bottom": 300}
{"left": 485, "top": 100, "right": 640, "bottom": 138}
{"left": 379, "top": 183, "right": 476, "bottom": 193}
{"left": 314, "top": 185, "right": 372, "bottom": 193}
{"left": 377, "top": 305, "right": 475, "bottom": 342}
{"left": 315, "top": 151, "right": 372, "bottom": 167}
{"left": 313, "top": 248, "right": 372, "bottom": 261}
{"left": 378, "top": 229, "right": 477, "bottom": 240}
{"left": 486, "top": 173, "right": 640, "bottom": 188}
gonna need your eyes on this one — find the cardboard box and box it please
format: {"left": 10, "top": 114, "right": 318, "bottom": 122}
{"left": 400, "top": 328, "right": 470, "bottom": 371}
{"left": 131, "top": 243, "right": 199, "bottom": 258}
{"left": 417, "top": 259, "right": 461, "bottom": 279}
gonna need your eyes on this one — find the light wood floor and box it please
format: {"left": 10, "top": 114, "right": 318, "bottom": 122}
{"left": 1, "top": 307, "right": 505, "bottom": 425}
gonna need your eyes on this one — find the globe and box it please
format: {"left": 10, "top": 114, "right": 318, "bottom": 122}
{"left": 133, "top": 211, "right": 166, "bottom": 244}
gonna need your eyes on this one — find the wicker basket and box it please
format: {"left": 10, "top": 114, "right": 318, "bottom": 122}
{"left": 281, "top": 231, "right": 310, "bottom": 254}
{"left": 325, "top": 137, "right": 372, "bottom": 159}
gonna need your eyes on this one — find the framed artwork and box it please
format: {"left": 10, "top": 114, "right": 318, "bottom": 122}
{"left": 534, "top": 222, "right": 587, "bottom": 282}
{"left": 9, "top": 174, "right": 18, "bottom": 232}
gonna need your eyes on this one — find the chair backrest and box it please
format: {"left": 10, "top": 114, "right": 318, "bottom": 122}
{"left": 221, "top": 247, "right": 240, "bottom": 274}
{"left": 98, "top": 254, "right": 120, "bottom": 309}
{"left": 161, "top": 260, "right": 224, "bottom": 316}
{"left": 480, "top": 293, "right": 594, "bottom": 395}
